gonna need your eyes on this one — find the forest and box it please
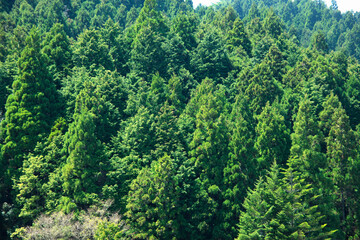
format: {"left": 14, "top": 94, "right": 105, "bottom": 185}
{"left": 1, "top": 0, "right": 360, "bottom": 239}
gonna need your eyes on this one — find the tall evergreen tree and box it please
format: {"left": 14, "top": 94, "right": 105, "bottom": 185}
{"left": 59, "top": 92, "right": 106, "bottom": 212}
{"left": 223, "top": 96, "right": 257, "bottom": 239}
{"left": 126, "top": 154, "right": 193, "bottom": 239}
{"left": 226, "top": 17, "right": 252, "bottom": 57}
{"left": 1, "top": 27, "right": 59, "bottom": 180}
{"left": 42, "top": 23, "right": 73, "bottom": 88}
{"left": 188, "top": 78, "right": 229, "bottom": 238}
{"left": 275, "top": 161, "right": 335, "bottom": 240}
{"left": 255, "top": 102, "right": 290, "bottom": 171}
{"left": 244, "top": 63, "right": 282, "bottom": 115}
{"left": 237, "top": 162, "right": 282, "bottom": 240}
{"left": 191, "top": 28, "right": 232, "bottom": 83}
{"left": 320, "top": 93, "right": 358, "bottom": 237}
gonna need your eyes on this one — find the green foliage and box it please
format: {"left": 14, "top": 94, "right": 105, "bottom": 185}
{"left": 191, "top": 28, "right": 232, "bottom": 83}
{"left": 1, "top": 27, "right": 59, "bottom": 180}
{"left": 224, "top": 96, "right": 257, "bottom": 239}
{"left": 276, "top": 162, "right": 335, "bottom": 239}
{"left": 227, "top": 17, "right": 252, "bottom": 57}
{"left": 263, "top": 8, "right": 283, "bottom": 39}
{"left": 188, "top": 78, "right": 230, "bottom": 238}
{"left": 125, "top": 154, "right": 183, "bottom": 239}
{"left": 59, "top": 97, "right": 107, "bottom": 211}
{"left": 312, "top": 31, "right": 329, "bottom": 54}
{"left": 73, "top": 29, "right": 114, "bottom": 71}
{"left": 3, "top": 0, "right": 360, "bottom": 238}
{"left": 172, "top": 12, "right": 198, "bottom": 50}
{"left": 255, "top": 102, "right": 290, "bottom": 171}
{"left": 320, "top": 93, "right": 358, "bottom": 237}
{"left": 244, "top": 62, "right": 282, "bottom": 114}
{"left": 237, "top": 162, "right": 282, "bottom": 240}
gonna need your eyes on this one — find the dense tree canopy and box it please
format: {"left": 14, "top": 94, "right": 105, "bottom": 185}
{"left": 1, "top": 0, "right": 360, "bottom": 239}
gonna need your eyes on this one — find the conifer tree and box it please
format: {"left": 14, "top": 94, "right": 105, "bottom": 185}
{"left": 59, "top": 92, "right": 106, "bottom": 212}
{"left": 265, "top": 44, "right": 287, "bottom": 82}
{"left": 172, "top": 12, "right": 197, "bottom": 51}
{"left": 263, "top": 8, "right": 283, "bottom": 39}
{"left": 191, "top": 28, "right": 232, "bottom": 83}
{"left": 223, "top": 96, "right": 257, "bottom": 239}
{"left": 14, "top": 118, "right": 66, "bottom": 222}
{"left": 226, "top": 17, "right": 252, "bottom": 57}
{"left": 312, "top": 31, "right": 329, "bottom": 54}
{"left": 1, "top": 27, "right": 59, "bottom": 179}
{"left": 291, "top": 96, "right": 341, "bottom": 238}
{"left": 189, "top": 78, "right": 229, "bottom": 238}
{"left": 255, "top": 102, "right": 290, "bottom": 171}
{"left": 126, "top": 154, "right": 187, "bottom": 239}
{"left": 104, "top": 106, "right": 156, "bottom": 210}
{"left": 245, "top": 63, "right": 282, "bottom": 115}
{"left": 130, "top": 0, "right": 169, "bottom": 78}
{"left": 73, "top": 29, "right": 114, "bottom": 71}
{"left": 320, "top": 93, "right": 357, "bottom": 236}
{"left": 166, "top": 32, "right": 190, "bottom": 74}
{"left": 237, "top": 162, "right": 282, "bottom": 240}
{"left": 275, "top": 161, "right": 335, "bottom": 240}
{"left": 42, "top": 23, "right": 73, "bottom": 88}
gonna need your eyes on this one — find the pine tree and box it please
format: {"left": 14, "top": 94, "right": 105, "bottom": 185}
{"left": 166, "top": 32, "right": 191, "bottom": 74}
{"left": 172, "top": 12, "right": 197, "bottom": 51}
{"left": 14, "top": 117, "right": 66, "bottom": 222}
{"left": 73, "top": 29, "right": 114, "bottom": 71}
{"left": 130, "top": 0, "right": 169, "bottom": 79}
{"left": 263, "top": 8, "right": 283, "bottom": 39}
{"left": 275, "top": 161, "right": 335, "bottom": 240}
{"left": 312, "top": 31, "right": 329, "bottom": 54}
{"left": 104, "top": 106, "right": 156, "bottom": 210}
{"left": 126, "top": 154, "right": 185, "bottom": 239}
{"left": 265, "top": 44, "right": 287, "bottom": 82}
{"left": 291, "top": 96, "right": 341, "bottom": 238}
{"left": 42, "top": 23, "right": 73, "bottom": 88}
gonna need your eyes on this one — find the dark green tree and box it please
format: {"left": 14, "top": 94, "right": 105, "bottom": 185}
{"left": 312, "top": 31, "right": 329, "bottom": 54}
{"left": 255, "top": 102, "right": 290, "bottom": 172}
{"left": 245, "top": 63, "right": 282, "bottom": 115}
{"left": 42, "top": 23, "right": 73, "bottom": 87}
{"left": 166, "top": 32, "right": 191, "bottom": 74}
{"left": 14, "top": 118, "right": 66, "bottom": 223}
{"left": 226, "top": 17, "right": 252, "bottom": 57}
{"left": 188, "top": 78, "right": 229, "bottom": 238}
{"left": 237, "top": 162, "right": 282, "bottom": 240}
{"left": 263, "top": 8, "right": 283, "bottom": 39}
{"left": 265, "top": 44, "right": 287, "bottom": 82}
{"left": 172, "top": 12, "right": 197, "bottom": 50}
{"left": 73, "top": 29, "right": 114, "bottom": 71}
{"left": 104, "top": 106, "right": 156, "bottom": 210}
{"left": 1, "top": 27, "right": 59, "bottom": 180}
{"left": 223, "top": 96, "right": 257, "bottom": 239}
{"left": 320, "top": 93, "right": 357, "bottom": 237}
{"left": 59, "top": 93, "right": 106, "bottom": 212}
{"left": 191, "top": 28, "right": 232, "bottom": 83}
{"left": 125, "top": 154, "right": 188, "bottom": 239}
{"left": 275, "top": 161, "right": 335, "bottom": 239}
